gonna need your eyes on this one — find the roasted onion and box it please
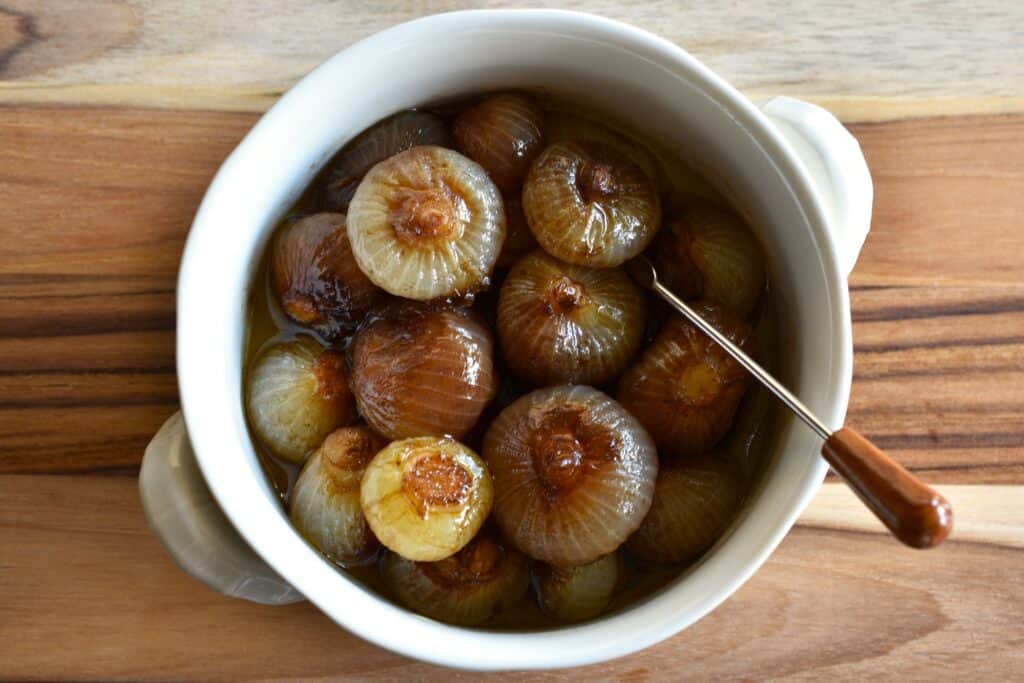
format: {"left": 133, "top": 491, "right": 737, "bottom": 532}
{"left": 453, "top": 93, "right": 545, "bottom": 193}
{"left": 534, "top": 552, "right": 623, "bottom": 623}
{"left": 617, "top": 302, "right": 758, "bottom": 459}
{"left": 347, "top": 146, "right": 505, "bottom": 300}
{"left": 289, "top": 426, "right": 385, "bottom": 564}
{"left": 382, "top": 527, "right": 529, "bottom": 625}
{"left": 483, "top": 385, "right": 657, "bottom": 567}
{"left": 628, "top": 455, "right": 744, "bottom": 565}
{"left": 523, "top": 141, "right": 661, "bottom": 268}
{"left": 322, "top": 111, "right": 450, "bottom": 212}
{"left": 350, "top": 305, "right": 497, "bottom": 440}
{"left": 270, "top": 212, "right": 379, "bottom": 341}
{"left": 360, "top": 436, "right": 493, "bottom": 561}
{"left": 544, "top": 110, "right": 661, "bottom": 188}
{"left": 246, "top": 337, "right": 356, "bottom": 463}
{"left": 649, "top": 205, "right": 765, "bottom": 318}
{"left": 497, "top": 250, "right": 645, "bottom": 387}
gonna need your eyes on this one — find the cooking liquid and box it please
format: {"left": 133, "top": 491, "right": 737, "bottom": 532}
{"left": 243, "top": 95, "right": 782, "bottom": 629}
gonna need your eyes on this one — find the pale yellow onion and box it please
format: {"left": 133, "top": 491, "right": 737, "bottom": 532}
{"left": 347, "top": 146, "right": 505, "bottom": 300}
{"left": 382, "top": 529, "right": 529, "bottom": 625}
{"left": 289, "top": 426, "right": 385, "bottom": 564}
{"left": 483, "top": 385, "right": 658, "bottom": 567}
{"left": 628, "top": 455, "right": 745, "bottom": 565}
{"left": 350, "top": 305, "right": 497, "bottom": 440}
{"left": 522, "top": 141, "right": 661, "bottom": 268}
{"left": 246, "top": 337, "right": 356, "bottom": 463}
{"left": 453, "top": 93, "right": 545, "bottom": 193}
{"left": 270, "top": 212, "right": 379, "bottom": 341}
{"left": 322, "top": 111, "right": 451, "bottom": 212}
{"left": 497, "top": 250, "right": 645, "bottom": 387}
{"left": 535, "top": 552, "right": 623, "bottom": 623}
{"left": 650, "top": 205, "right": 766, "bottom": 318}
{"left": 617, "top": 302, "right": 758, "bottom": 460}
{"left": 360, "top": 436, "right": 493, "bottom": 561}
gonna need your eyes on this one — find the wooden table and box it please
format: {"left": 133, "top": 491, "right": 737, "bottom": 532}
{"left": 2, "top": 2, "right": 1022, "bottom": 680}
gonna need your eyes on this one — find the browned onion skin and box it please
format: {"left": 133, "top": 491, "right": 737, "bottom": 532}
{"left": 271, "top": 213, "right": 379, "bottom": 341}
{"left": 495, "top": 194, "right": 537, "bottom": 269}
{"left": 453, "top": 93, "right": 545, "bottom": 193}
{"left": 322, "top": 111, "right": 451, "bottom": 212}
{"left": 617, "top": 302, "right": 758, "bottom": 459}
{"left": 497, "top": 250, "right": 645, "bottom": 387}
{"left": 522, "top": 141, "right": 661, "bottom": 268}
{"left": 628, "top": 455, "right": 744, "bottom": 564}
{"left": 649, "top": 204, "right": 765, "bottom": 318}
{"left": 351, "top": 305, "right": 497, "bottom": 440}
{"left": 483, "top": 385, "right": 658, "bottom": 567}
{"left": 382, "top": 528, "right": 529, "bottom": 625}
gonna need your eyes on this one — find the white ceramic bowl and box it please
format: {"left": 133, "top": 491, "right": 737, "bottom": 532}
{"left": 139, "top": 9, "right": 872, "bottom": 670}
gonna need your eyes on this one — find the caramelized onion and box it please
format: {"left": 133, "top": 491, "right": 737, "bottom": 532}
{"left": 628, "top": 455, "right": 744, "bottom": 564}
{"left": 523, "top": 141, "right": 661, "bottom": 267}
{"left": 649, "top": 205, "right": 766, "bottom": 317}
{"left": 535, "top": 552, "right": 623, "bottom": 623}
{"left": 544, "top": 110, "right": 661, "bottom": 188}
{"left": 383, "top": 528, "right": 529, "bottom": 625}
{"left": 351, "top": 305, "right": 497, "bottom": 440}
{"left": 497, "top": 250, "right": 645, "bottom": 387}
{"left": 322, "top": 111, "right": 451, "bottom": 212}
{"left": 246, "top": 337, "right": 356, "bottom": 463}
{"left": 270, "top": 212, "right": 379, "bottom": 340}
{"left": 617, "top": 302, "right": 758, "bottom": 459}
{"left": 289, "top": 426, "right": 385, "bottom": 564}
{"left": 360, "top": 436, "right": 493, "bottom": 561}
{"left": 483, "top": 385, "right": 657, "bottom": 567}
{"left": 347, "top": 146, "right": 505, "bottom": 300}
{"left": 453, "top": 93, "right": 545, "bottom": 193}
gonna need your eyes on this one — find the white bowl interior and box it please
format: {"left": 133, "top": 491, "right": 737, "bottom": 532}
{"left": 177, "top": 10, "right": 850, "bottom": 670}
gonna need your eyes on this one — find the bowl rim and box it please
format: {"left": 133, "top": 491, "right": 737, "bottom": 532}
{"left": 176, "top": 8, "right": 848, "bottom": 670}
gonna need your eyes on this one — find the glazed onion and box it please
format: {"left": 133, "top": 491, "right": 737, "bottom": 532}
{"left": 649, "top": 205, "right": 766, "bottom": 318}
{"left": 522, "top": 141, "right": 661, "bottom": 268}
{"left": 270, "top": 212, "right": 379, "bottom": 340}
{"left": 382, "top": 528, "right": 529, "bottom": 625}
{"left": 497, "top": 250, "right": 645, "bottom": 387}
{"left": 617, "top": 302, "right": 758, "bottom": 459}
{"left": 483, "top": 385, "right": 658, "bottom": 567}
{"left": 360, "top": 436, "right": 493, "bottom": 561}
{"left": 535, "top": 552, "right": 623, "bottom": 623}
{"left": 289, "top": 426, "right": 385, "bottom": 564}
{"left": 246, "top": 337, "right": 356, "bottom": 463}
{"left": 322, "top": 111, "right": 451, "bottom": 212}
{"left": 350, "top": 305, "right": 497, "bottom": 440}
{"left": 628, "top": 455, "right": 744, "bottom": 565}
{"left": 544, "top": 110, "right": 662, "bottom": 189}
{"left": 347, "top": 146, "right": 505, "bottom": 300}
{"left": 453, "top": 93, "right": 545, "bottom": 193}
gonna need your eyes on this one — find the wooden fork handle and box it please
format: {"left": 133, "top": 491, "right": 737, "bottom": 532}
{"left": 821, "top": 427, "right": 953, "bottom": 548}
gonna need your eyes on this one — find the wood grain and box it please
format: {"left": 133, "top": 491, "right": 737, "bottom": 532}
{"left": 0, "top": 475, "right": 1019, "bottom": 681}
{"left": 1, "top": 106, "right": 1020, "bottom": 480}
{"left": 0, "top": 1, "right": 1022, "bottom": 120}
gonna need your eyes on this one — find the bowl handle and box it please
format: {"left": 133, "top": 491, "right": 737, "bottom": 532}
{"left": 139, "top": 411, "right": 303, "bottom": 605}
{"left": 758, "top": 96, "right": 873, "bottom": 276}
